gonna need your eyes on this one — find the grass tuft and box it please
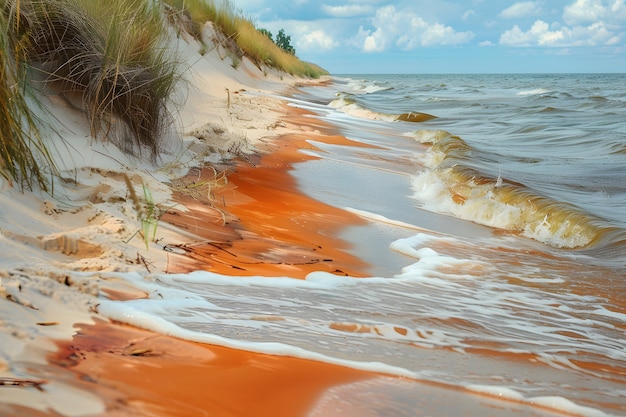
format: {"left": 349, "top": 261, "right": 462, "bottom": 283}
{"left": 20, "top": 0, "right": 181, "bottom": 159}
{"left": 0, "top": 2, "right": 56, "bottom": 191}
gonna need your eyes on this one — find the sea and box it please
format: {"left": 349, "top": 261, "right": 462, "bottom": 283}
{"left": 101, "top": 73, "right": 626, "bottom": 416}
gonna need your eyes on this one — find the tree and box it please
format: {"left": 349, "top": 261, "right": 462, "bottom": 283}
{"left": 275, "top": 29, "right": 295, "bottom": 55}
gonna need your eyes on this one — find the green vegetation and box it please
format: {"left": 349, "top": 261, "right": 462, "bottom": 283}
{"left": 140, "top": 182, "right": 160, "bottom": 250}
{"left": 258, "top": 28, "right": 296, "bottom": 55}
{"left": 123, "top": 174, "right": 165, "bottom": 250}
{"left": 274, "top": 29, "right": 295, "bottom": 55}
{"left": 0, "top": 0, "right": 326, "bottom": 193}
{"left": 0, "top": 3, "right": 57, "bottom": 191}
{"left": 162, "top": 0, "right": 328, "bottom": 77}
{"left": 21, "top": 0, "right": 180, "bottom": 160}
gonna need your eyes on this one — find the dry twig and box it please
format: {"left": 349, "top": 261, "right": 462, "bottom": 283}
{"left": 0, "top": 378, "right": 46, "bottom": 391}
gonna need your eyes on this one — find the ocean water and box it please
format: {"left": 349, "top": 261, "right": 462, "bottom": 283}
{"left": 102, "top": 74, "right": 626, "bottom": 416}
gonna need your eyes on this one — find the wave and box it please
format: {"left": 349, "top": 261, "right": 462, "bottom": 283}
{"left": 332, "top": 77, "right": 394, "bottom": 94}
{"left": 346, "top": 79, "right": 393, "bottom": 94}
{"left": 517, "top": 88, "right": 551, "bottom": 96}
{"left": 407, "top": 129, "right": 613, "bottom": 249}
{"left": 95, "top": 265, "right": 625, "bottom": 416}
{"left": 329, "top": 95, "right": 437, "bottom": 123}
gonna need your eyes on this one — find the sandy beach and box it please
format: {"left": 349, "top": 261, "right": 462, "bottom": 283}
{"left": 0, "top": 19, "right": 393, "bottom": 416}
{"left": 161, "top": 108, "right": 376, "bottom": 278}
{"left": 2, "top": 8, "right": 623, "bottom": 417}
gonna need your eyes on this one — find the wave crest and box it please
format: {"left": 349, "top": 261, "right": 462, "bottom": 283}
{"left": 409, "top": 130, "right": 606, "bottom": 249}
{"left": 330, "top": 95, "right": 437, "bottom": 123}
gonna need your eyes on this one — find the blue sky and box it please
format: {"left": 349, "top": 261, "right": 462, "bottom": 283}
{"left": 234, "top": 0, "right": 626, "bottom": 73}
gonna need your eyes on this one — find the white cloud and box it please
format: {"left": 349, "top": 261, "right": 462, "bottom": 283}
{"left": 563, "top": 0, "right": 626, "bottom": 25}
{"left": 419, "top": 23, "right": 475, "bottom": 47}
{"left": 563, "top": 0, "right": 606, "bottom": 25}
{"left": 321, "top": 4, "right": 373, "bottom": 17}
{"left": 356, "top": 5, "right": 474, "bottom": 52}
{"left": 297, "top": 29, "right": 340, "bottom": 52}
{"left": 463, "top": 9, "right": 476, "bottom": 20}
{"left": 363, "top": 34, "right": 383, "bottom": 52}
{"left": 499, "top": 18, "right": 621, "bottom": 46}
{"left": 499, "top": 1, "right": 543, "bottom": 19}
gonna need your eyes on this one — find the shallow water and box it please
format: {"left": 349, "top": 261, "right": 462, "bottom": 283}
{"left": 103, "top": 74, "right": 626, "bottom": 416}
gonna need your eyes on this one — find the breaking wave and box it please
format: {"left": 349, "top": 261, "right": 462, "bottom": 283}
{"left": 329, "top": 94, "right": 437, "bottom": 123}
{"left": 407, "top": 129, "right": 611, "bottom": 249}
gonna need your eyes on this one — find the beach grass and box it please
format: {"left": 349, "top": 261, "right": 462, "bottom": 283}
{"left": 21, "top": 0, "right": 181, "bottom": 160}
{"left": 163, "top": 0, "right": 328, "bottom": 78}
{"left": 0, "top": 0, "right": 324, "bottom": 193}
{"left": 0, "top": 3, "right": 56, "bottom": 191}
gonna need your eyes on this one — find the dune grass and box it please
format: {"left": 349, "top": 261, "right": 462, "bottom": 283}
{"left": 0, "top": 4, "right": 56, "bottom": 191}
{"left": 0, "top": 0, "right": 325, "bottom": 193}
{"left": 163, "top": 0, "right": 328, "bottom": 78}
{"left": 21, "top": 0, "right": 181, "bottom": 159}
{"left": 1, "top": 0, "right": 181, "bottom": 190}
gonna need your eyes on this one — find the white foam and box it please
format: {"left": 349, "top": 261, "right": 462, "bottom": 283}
{"left": 96, "top": 298, "right": 417, "bottom": 379}
{"left": 410, "top": 170, "right": 594, "bottom": 249}
{"left": 153, "top": 269, "right": 381, "bottom": 290}
{"left": 517, "top": 88, "right": 550, "bottom": 96}
{"left": 343, "top": 207, "right": 428, "bottom": 231}
{"left": 466, "top": 386, "right": 610, "bottom": 417}
{"left": 344, "top": 79, "right": 391, "bottom": 94}
{"left": 522, "top": 215, "right": 593, "bottom": 249}
{"left": 411, "top": 170, "right": 522, "bottom": 229}
{"left": 404, "top": 129, "right": 451, "bottom": 144}
{"left": 591, "top": 306, "right": 626, "bottom": 323}
{"left": 329, "top": 97, "right": 397, "bottom": 122}
{"left": 90, "top": 261, "right": 626, "bottom": 417}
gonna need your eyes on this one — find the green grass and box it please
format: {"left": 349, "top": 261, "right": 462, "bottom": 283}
{"left": 163, "top": 0, "right": 328, "bottom": 78}
{"left": 0, "top": 3, "right": 56, "bottom": 191}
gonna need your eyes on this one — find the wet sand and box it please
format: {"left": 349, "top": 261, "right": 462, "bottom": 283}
{"left": 161, "top": 107, "right": 379, "bottom": 278}
{"left": 25, "top": 107, "right": 391, "bottom": 417}
{"left": 14, "top": 106, "right": 581, "bottom": 417}
{"left": 46, "top": 320, "right": 377, "bottom": 417}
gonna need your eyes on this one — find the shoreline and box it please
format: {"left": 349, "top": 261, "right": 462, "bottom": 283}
{"left": 162, "top": 104, "right": 379, "bottom": 278}
{"left": 24, "top": 93, "right": 396, "bottom": 417}
{"left": 3, "top": 21, "right": 618, "bottom": 417}
{"left": 46, "top": 319, "right": 380, "bottom": 417}
{"left": 0, "top": 56, "right": 393, "bottom": 414}
{"left": 0, "top": 20, "right": 376, "bottom": 413}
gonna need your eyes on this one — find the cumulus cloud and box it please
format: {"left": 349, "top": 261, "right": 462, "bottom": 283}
{"left": 563, "top": 0, "right": 626, "bottom": 25}
{"left": 297, "top": 29, "right": 340, "bottom": 52}
{"left": 563, "top": 0, "right": 607, "bottom": 25}
{"left": 321, "top": 4, "right": 373, "bottom": 17}
{"left": 356, "top": 5, "right": 474, "bottom": 52}
{"left": 499, "top": 1, "right": 543, "bottom": 19}
{"left": 499, "top": 19, "right": 621, "bottom": 47}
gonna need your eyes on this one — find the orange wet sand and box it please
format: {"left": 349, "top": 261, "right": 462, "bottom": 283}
{"left": 47, "top": 320, "right": 377, "bottom": 417}
{"left": 24, "top": 107, "right": 393, "bottom": 417}
{"left": 162, "top": 108, "right": 381, "bottom": 278}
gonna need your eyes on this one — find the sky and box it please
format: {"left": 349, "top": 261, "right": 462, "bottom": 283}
{"left": 233, "top": 0, "right": 626, "bottom": 74}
